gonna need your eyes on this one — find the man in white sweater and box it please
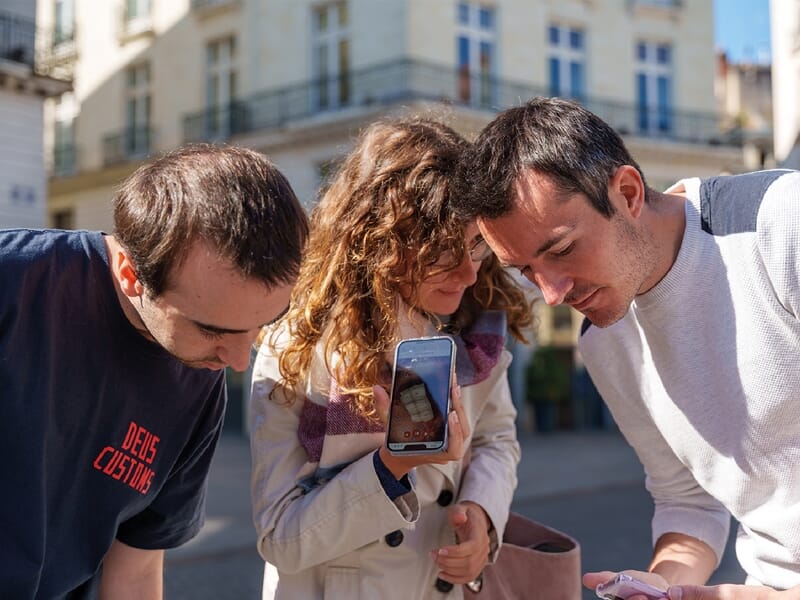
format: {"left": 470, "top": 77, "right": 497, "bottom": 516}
{"left": 452, "top": 97, "right": 800, "bottom": 600}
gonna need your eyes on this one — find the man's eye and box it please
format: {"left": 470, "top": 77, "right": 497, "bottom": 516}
{"left": 200, "top": 329, "right": 225, "bottom": 340}
{"left": 553, "top": 243, "right": 574, "bottom": 257}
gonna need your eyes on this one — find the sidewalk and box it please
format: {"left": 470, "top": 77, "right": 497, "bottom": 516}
{"left": 164, "top": 429, "right": 647, "bottom": 598}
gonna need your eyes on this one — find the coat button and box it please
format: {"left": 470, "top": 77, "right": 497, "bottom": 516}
{"left": 384, "top": 530, "right": 404, "bottom": 547}
{"left": 436, "top": 489, "right": 454, "bottom": 506}
{"left": 435, "top": 577, "right": 454, "bottom": 593}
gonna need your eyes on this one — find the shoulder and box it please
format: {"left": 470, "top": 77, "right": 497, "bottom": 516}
{"left": 1, "top": 228, "right": 105, "bottom": 276}
{"left": 698, "top": 170, "right": 797, "bottom": 236}
{"left": 1, "top": 229, "right": 107, "bottom": 306}
{"left": 1, "top": 227, "right": 101, "bottom": 254}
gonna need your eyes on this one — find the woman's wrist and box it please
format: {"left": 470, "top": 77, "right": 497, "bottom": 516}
{"left": 378, "top": 445, "right": 410, "bottom": 479}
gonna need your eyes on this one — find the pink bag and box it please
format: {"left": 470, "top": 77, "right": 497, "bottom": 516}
{"left": 463, "top": 512, "right": 582, "bottom": 600}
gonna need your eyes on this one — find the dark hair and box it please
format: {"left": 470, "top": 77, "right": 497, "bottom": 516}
{"left": 113, "top": 143, "right": 309, "bottom": 296}
{"left": 453, "top": 96, "right": 647, "bottom": 220}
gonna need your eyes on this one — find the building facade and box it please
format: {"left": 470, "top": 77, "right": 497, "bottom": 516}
{"left": 771, "top": 0, "right": 800, "bottom": 169}
{"left": 0, "top": 2, "right": 70, "bottom": 228}
{"left": 41, "top": 0, "right": 745, "bottom": 431}
{"left": 714, "top": 51, "right": 774, "bottom": 170}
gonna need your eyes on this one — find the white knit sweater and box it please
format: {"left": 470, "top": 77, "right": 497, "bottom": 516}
{"left": 580, "top": 170, "right": 800, "bottom": 589}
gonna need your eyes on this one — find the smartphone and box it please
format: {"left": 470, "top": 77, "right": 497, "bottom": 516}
{"left": 386, "top": 336, "right": 456, "bottom": 455}
{"left": 595, "top": 573, "right": 667, "bottom": 600}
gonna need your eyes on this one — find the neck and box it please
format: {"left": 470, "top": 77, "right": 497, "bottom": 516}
{"left": 103, "top": 234, "right": 157, "bottom": 342}
{"left": 638, "top": 191, "right": 687, "bottom": 294}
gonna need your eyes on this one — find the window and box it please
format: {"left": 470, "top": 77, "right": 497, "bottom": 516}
{"left": 53, "top": 93, "right": 77, "bottom": 176}
{"left": 456, "top": 2, "right": 496, "bottom": 107}
{"left": 53, "top": 0, "right": 75, "bottom": 46}
{"left": 52, "top": 208, "right": 75, "bottom": 230}
{"left": 312, "top": 2, "right": 349, "bottom": 111}
{"left": 205, "top": 36, "right": 238, "bottom": 138}
{"left": 125, "top": 0, "right": 151, "bottom": 22}
{"left": 122, "top": 0, "right": 153, "bottom": 38}
{"left": 125, "top": 63, "right": 151, "bottom": 157}
{"left": 635, "top": 41, "right": 673, "bottom": 135}
{"left": 637, "top": 0, "right": 680, "bottom": 7}
{"left": 548, "top": 24, "right": 585, "bottom": 101}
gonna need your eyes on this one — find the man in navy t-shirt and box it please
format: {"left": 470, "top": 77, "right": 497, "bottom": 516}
{"left": 0, "top": 144, "right": 309, "bottom": 598}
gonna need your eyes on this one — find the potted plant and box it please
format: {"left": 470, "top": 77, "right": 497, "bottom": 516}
{"left": 525, "top": 345, "right": 571, "bottom": 432}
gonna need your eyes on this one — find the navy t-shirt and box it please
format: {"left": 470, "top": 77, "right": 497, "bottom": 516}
{"left": 0, "top": 229, "right": 227, "bottom": 598}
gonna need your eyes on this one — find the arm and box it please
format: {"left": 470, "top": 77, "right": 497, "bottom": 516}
{"left": 757, "top": 170, "right": 800, "bottom": 320}
{"left": 649, "top": 532, "right": 718, "bottom": 586}
{"left": 581, "top": 332, "right": 730, "bottom": 584}
{"left": 249, "top": 345, "right": 421, "bottom": 573}
{"left": 667, "top": 584, "right": 800, "bottom": 600}
{"left": 99, "top": 540, "right": 163, "bottom": 600}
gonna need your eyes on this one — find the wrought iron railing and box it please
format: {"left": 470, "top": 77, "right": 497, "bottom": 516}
{"left": 183, "top": 102, "right": 250, "bottom": 143}
{"left": 0, "top": 10, "right": 74, "bottom": 79}
{"left": 0, "top": 11, "right": 35, "bottom": 68}
{"left": 103, "top": 126, "right": 154, "bottom": 166}
{"left": 191, "top": 0, "right": 240, "bottom": 9}
{"left": 183, "top": 58, "right": 732, "bottom": 147}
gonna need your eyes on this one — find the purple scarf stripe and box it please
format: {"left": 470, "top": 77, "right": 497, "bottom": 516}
{"left": 327, "top": 383, "right": 386, "bottom": 435}
{"left": 298, "top": 399, "right": 327, "bottom": 462}
{"left": 456, "top": 332, "right": 504, "bottom": 385}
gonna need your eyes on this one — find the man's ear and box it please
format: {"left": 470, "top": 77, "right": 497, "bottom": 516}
{"left": 611, "top": 165, "right": 646, "bottom": 219}
{"left": 114, "top": 249, "right": 144, "bottom": 299}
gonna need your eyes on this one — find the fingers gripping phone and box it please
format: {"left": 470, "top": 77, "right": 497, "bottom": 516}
{"left": 595, "top": 573, "right": 667, "bottom": 600}
{"left": 386, "top": 336, "right": 456, "bottom": 455}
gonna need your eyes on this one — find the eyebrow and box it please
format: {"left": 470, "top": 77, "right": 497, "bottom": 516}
{"left": 191, "top": 304, "right": 290, "bottom": 335}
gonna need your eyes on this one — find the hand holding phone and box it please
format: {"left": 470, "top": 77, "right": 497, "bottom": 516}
{"left": 595, "top": 573, "right": 667, "bottom": 600}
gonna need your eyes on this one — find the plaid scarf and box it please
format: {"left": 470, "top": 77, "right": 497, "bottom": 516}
{"left": 296, "top": 310, "right": 507, "bottom": 491}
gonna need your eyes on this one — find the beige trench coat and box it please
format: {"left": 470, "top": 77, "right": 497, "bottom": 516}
{"left": 249, "top": 326, "right": 520, "bottom": 600}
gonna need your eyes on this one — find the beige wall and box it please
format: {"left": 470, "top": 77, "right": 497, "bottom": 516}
{"left": 40, "top": 0, "right": 247, "bottom": 171}
{"left": 770, "top": 0, "right": 800, "bottom": 167}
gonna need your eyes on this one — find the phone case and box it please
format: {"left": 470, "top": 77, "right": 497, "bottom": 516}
{"left": 595, "top": 573, "right": 667, "bottom": 600}
{"left": 385, "top": 336, "right": 455, "bottom": 455}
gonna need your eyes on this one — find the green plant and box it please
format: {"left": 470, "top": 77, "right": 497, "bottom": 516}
{"left": 526, "top": 345, "right": 571, "bottom": 405}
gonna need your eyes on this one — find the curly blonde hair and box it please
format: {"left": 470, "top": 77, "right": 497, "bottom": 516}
{"left": 270, "top": 117, "right": 533, "bottom": 418}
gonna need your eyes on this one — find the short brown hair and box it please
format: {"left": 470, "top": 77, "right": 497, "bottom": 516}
{"left": 113, "top": 143, "right": 309, "bottom": 296}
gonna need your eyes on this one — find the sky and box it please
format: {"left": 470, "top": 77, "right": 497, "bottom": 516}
{"left": 714, "top": 0, "right": 772, "bottom": 64}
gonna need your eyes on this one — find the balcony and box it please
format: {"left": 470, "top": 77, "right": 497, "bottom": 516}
{"left": 191, "top": 0, "right": 242, "bottom": 17}
{"left": 628, "top": 0, "right": 684, "bottom": 18}
{"left": 0, "top": 11, "right": 35, "bottom": 69}
{"left": 184, "top": 102, "right": 249, "bottom": 143}
{"left": 183, "top": 59, "right": 732, "bottom": 148}
{"left": 0, "top": 10, "right": 74, "bottom": 83}
{"left": 103, "top": 126, "right": 153, "bottom": 166}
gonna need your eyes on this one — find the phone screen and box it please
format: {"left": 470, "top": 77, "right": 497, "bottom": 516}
{"left": 386, "top": 337, "right": 455, "bottom": 453}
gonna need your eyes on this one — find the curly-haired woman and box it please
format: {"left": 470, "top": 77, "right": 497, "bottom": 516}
{"left": 249, "top": 117, "right": 533, "bottom": 599}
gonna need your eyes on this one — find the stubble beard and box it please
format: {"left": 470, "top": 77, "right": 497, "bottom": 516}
{"left": 584, "top": 216, "right": 655, "bottom": 328}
